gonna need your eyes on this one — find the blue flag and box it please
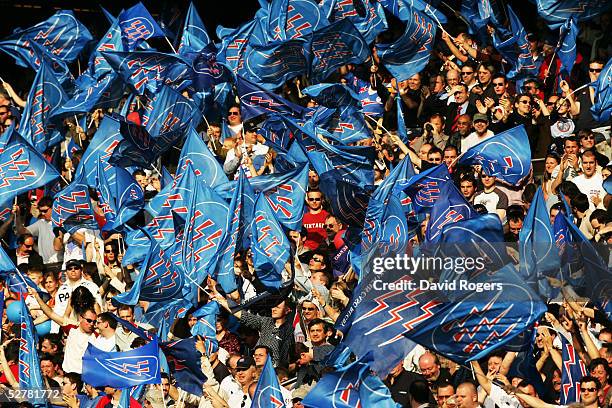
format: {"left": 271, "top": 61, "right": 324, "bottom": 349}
{"left": 328, "top": 0, "right": 388, "bottom": 45}
{"left": 403, "top": 164, "right": 451, "bottom": 214}
{"left": 406, "top": 264, "right": 547, "bottom": 364}
{"left": 111, "top": 119, "right": 186, "bottom": 169}
{"left": 519, "top": 188, "right": 560, "bottom": 294}
{"left": 591, "top": 57, "right": 612, "bottom": 123}
{"left": 18, "top": 299, "right": 46, "bottom": 405}
{"left": 319, "top": 169, "right": 372, "bottom": 228}
{"left": 20, "top": 58, "right": 68, "bottom": 153}
{"left": 76, "top": 115, "right": 123, "bottom": 186}
{"left": 118, "top": 2, "right": 165, "bottom": 50}
{"left": 302, "top": 83, "right": 361, "bottom": 108}
{"left": 143, "top": 299, "right": 190, "bottom": 342}
{"left": 102, "top": 51, "right": 185, "bottom": 95}
{"left": 0, "top": 10, "right": 93, "bottom": 67}
{"left": 311, "top": 105, "right": 372, "bottom": 144}
{"left": 242, "top": 39, "right": 308, "bottom": 90}
{"left": 504, "top": 6, "right": 538, "bottom": 79}
{"left": 215, "top": 171, "right": 254, "bottom": 293}
{"left": 57, "top": 73, "right": 124, "bottom": 117}
{"left": 309, "top": 19, "right": 370, "bottom": 83}
{"left": 459, "top": 125, "right": 532, "bottom": 185}
{"left": 559, "top": 17, "right": 579, "bottom": 76}
{"left": 236, "top": 75, "right": 305, "bottom": 121}
{"left": 191, "top": 301, "right": 220, "bottom": 356}
{"left": 181, "top": 179, "right": 229, "bottom": 301}
{"left": 377, "top": 5, "right": 438, "bottom": 82}
{"left": 95, "top": 161, "right": 144, "bottom": 231}
{"left": 188, "top": 45, "right": 235, "bottom": 91}
{"left": 560, "top": 335, "right": 588, "bottom": 404}
{"left": 217, "top": 20, "right": 258, "bottom": 73}
{"left": 302, "top": 353, "right": 399, "bottom": 408}
{"left": 426, "top": 181, "right": 477, "bottom": 244}
{"left": 82, "top": 339, "right": 161, "bottom": 388}
{"left": 536, "top": 0, "right": 611, "bottom": 30}
{"left": 343, "top": 264, "right": 444, "bottom": 376}
{"left": 178, "top": 2, "right": 210, "bottom": 53}
{"left": 141, "top": 85, "right": 200, "bottom": 136}
{"left": 161, "top": 337, "right": 206, "bottom": 396}
{"left": 251, "top": 192, "right": 290, "bottom": 289}
{"left": 52, "top": 170, "right": 98, "bottom": 234}
{"left": 268, "top": 0, "right": 329, "bottom": 41}
{"left": 252, "top": 355, "right": 286, "bottom": 408}
{"left": 344, "top": 72, "right": 384, "bottom": 118}
{"left": 0, "top": 131, "right": 60, "bottom": 207}
{"left": 114, "top": 229, "right": 185, "bottom": 305}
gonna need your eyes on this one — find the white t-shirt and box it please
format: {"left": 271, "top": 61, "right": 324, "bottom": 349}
{"left": 461, "top": 130, "right": 494, "bottom": 152}
{"left": 52, "top": 278, "right": 102, "bottom": 333}
{"left": 573, "top": 172, "right": 605, "bottom": 211}
{"left": 89, "top": 334, "right": 117, "bottom": 352}
{"left": 26, "top": 218, "right": 62, "bottom": 264}
{"left": 483, "top": 384, "right": 522, "bottom": 408}
{"left": 62, "top": 326, "right": 95, "bottom": 374}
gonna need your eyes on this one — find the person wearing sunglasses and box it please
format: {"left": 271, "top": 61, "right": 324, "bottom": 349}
{"left": 570, "top": 58, "right": 609, "bottom": 135}
{"left": 514, "top": 375, "right": 602, "bottom": 408}
{"left": 9, "top": 233, "right": 43, "bottom": 268}
{"left": 302, "top": 190, "right": 329, "bottom": 251}
{"left": 227, "top": 104, "right": 243, "bottom": 137}
{"left": 15, "top": 196, "right": 64, "bottom": 267}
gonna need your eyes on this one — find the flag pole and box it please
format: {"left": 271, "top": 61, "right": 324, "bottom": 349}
{"left": 74, "top": 115, "right": 83, "bottom": 148}
{"left": 164, "top": 36, "right": 178, "bottom": 54}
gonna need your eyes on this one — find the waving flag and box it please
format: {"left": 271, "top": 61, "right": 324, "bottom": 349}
{"left": 161, "top": 337, "right": 206, "bottom": 396}
{"left": 52, "top": 171, "right": 97, "bottom": 233}
{"left": 505, "top": 6, "right": 538, "bottom": 79}
{"left": 56, "top": 73, "right": 124, "bottom": 117}
{"left": 377, "top": 5, "right": 438, "bottom": 82}
{"left": 519, "top": 188, "right": 560, "bottom": 295}
{"left": 0, "top": 131, "right": 60, "bottom": 207}
{"left": 111, "top": 119, "right": 186, "bottom": 169}
{"left": 115, "top": 229, "right": 185, "bottom": 305}
{"left": 344, "top": 255, "right": 444, "bottom": 375}
{"left": 459, "top": 125, "right": 532, "bottom": 185}
{"left": 251, "top": 193, "right": 290, "bottom": 289}
{"left": 426, "top": 181, "right": 477, "bottom": 243}
{"left": 215, "top": 172, "right": 254, "bottom": 293}
{"left": 181, "top": 180, "right": 229, "bottom": 301}
{"left": 560, "top": 335, "right": 588, "bottom": 404}
{"left": 179, "top": 2, "right": 210, "bottom": 52}
{"left": 591, "top": 57, "right": 612, "bottom": 123}
{"left": 302, "top": 353, "right": 398, "bottom": 408}
{"left": 191, "top": 301, "right": 220, "bottom": 356}
{"left": 402, "top": 164, "right": 451, "bottom": 214}
{"left": 242, "top": 39, "right": 308, "bottom": 89}
{"left": 236, "top": 75, "right": 305, "bottom": 121}
{"left": 406, "top": 264, "right": 546, "bottom": 363}
{"left": 439, "top": 214, "right": 509, "bottom": 281}
{"left": 95, "top": 161, "right": 144, "bottom": 231}
{"left": 559, "top": 17, "right": 579, "bottom": 76}
{"left": 19, "top": 58, "right": 68, "bottom": 153}
{"left": 189, "top": 45, "right": 234, "bottom": 91}
{"left": 268, "top": 0, "right": 329, "bottom": 41}
{"left": 252, "top": 355, "right": 286, "bottom": 408}
{"left": 312, "top": 105, "right": 372, "bottom": 144}
{"left": 309, "top": 19, "right": 370, "bottom": 83}
{"left": 102, "top": 51, "right": 184, "bottom": 95}
{"left": 83, "top": 339, "right": 161, "bottom": 388}
{"left": 118, "top": 2, "right": 165, "bottom": 50}
{"left": 141, "top": 85, "right": 200, "bottom": 136}
{"left": 303, "top": 83, "right": 361, "bottom": 107}
{"left": 144, "top": 299, "right": 190, "bottom": 341}
{"left": 320, "top": 169, "right": 372, "bottom": 228}
{"left": 328, "top": 0, "right": 388, "bottom": 45}
{"left": 77, "top": 115, "right": 123, "bottom": 186}
{"left": 536, "top": 0, "right": 611, "bottom": 30}
{"left": 344, "top": 72, "right": 384, "bottom": 117}
{"left": 217, "top": 19, "right": 258, "bottom": 73}
{"left": 0, "top": 10, "right": 92, "bottom": 67}
{"left": 18, "top": 299, "right": 46, "bottom": 405}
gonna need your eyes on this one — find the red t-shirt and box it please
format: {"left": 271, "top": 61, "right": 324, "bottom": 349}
{"left": 96, "top": 395, "right": 142, "bottom": 408}
{"left": 0, "top": 363, "right": 18, "bottom": 385}
{"left": 302, "top": 210, "right": 329, "bottom": 250}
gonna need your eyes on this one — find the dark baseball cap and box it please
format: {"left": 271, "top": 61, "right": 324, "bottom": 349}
{"left": 235, "top": 356, "right": 255, "bottom": 370}
{"left": 66, "top": 259, "right": 82, "bottom": 269}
